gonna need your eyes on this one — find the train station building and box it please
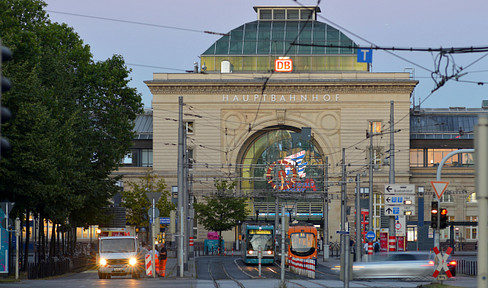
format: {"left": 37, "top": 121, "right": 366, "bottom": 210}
{"left": 116, "top": 5, "right": 485, "bottom": 251}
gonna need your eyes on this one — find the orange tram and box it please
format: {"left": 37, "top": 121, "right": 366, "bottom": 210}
{"left": 287, "top": 224, "right": 318, "bottom": 278}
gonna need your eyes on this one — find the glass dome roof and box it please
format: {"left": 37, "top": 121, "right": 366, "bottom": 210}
{"left": 202, "top": 20, "right": 357, "bottom": 56}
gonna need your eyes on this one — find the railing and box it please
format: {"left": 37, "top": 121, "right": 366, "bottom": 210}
{"left": 457, "top": 259, "right": 477, "bottom": 276}
{"left": 28, "top": 258, "right": 70, "bottom": 279}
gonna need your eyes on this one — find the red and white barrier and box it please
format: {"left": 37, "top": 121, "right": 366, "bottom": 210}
{"left": 145, "top": 254, "right": 153, "bottom": 276}
{"left": 388, "top": 236, "right": 396, "bottom": 252}
{"left": 368, "top": 243, "right": 373, "bottom": 255}
{"left": 288, "top": 256, "right": 316, "bottom": 279}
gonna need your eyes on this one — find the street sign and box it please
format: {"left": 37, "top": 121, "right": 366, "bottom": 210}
{"left": 385, "top": 194, "right": 416, "bottom": 206}
{"left": 433, "top": 246, "right": 453, "bottom": 278}
{"left": 148, "top": 207, "right": 160, "bottom": 219}
{"left": 161, "top": 217, "right": 170, "bottom": 225}
{"left": 336, "top": 230, "right": 349, "bottom": 235}
{"left": 385, "top": 206, "right": 404, "bottom": 216}
{"left": 431, "top": 181, "right": 449, "bottom": 199}
{"left": 384, "top": 184, "right": 415, "bottom": 194}
{"left": 365, "top": 231, "right": 376, "bottom": 241}
{"left": 357, "top": 48, "right": 373, "bottom": 63}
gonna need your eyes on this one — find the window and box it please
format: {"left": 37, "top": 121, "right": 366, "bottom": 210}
{"left": 274, "top": 9, "right": 285, "bottom": 20}
{"left": 287, "top": 10, "right": 299, "bottom": 20}
{"left": 409, "top": 148, "right": 474, "bottom": 167}
{"left": 259, "top": 9, "right": 272, "bottom": 20}
{"left": 368, "top": 146, "right": 382, "bottom": 166}
{"left": 300, "top": 9, "right": 314, "bottom": 20}
{"left": 186, "top": 148, "right": 194, "bottom": 169}
{"left": 122, "top": 153, "right": 133, "bottom": 165}
{"left": 440, "top": 191, "right": 454, "bottom": 203}
{"left": 186, "top": 121, "right": 194, "bottom": 135}
{"left": 369, "top": 121, "right": 382, "bottom": 134}
{"left": 466, "top": 216, "right": 478, "bottom": 240}
{"left": 467, "top": 192, "right": 477, "bottom": 203}
{"left": 141, "top": 149, "right": 153, "bottom": 167}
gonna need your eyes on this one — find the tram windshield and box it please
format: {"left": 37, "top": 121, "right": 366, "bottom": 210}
{"left": 290, "top": 232, "right": 316, "bottom": 256}
{"left": 247, "top": 229, "right": 273, "bottom": 251}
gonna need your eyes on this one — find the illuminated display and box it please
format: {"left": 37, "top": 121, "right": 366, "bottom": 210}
{"left": 249, "top": 229, "right": 272, "bottom": 235}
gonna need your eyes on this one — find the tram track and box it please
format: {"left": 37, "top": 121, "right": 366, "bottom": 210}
{"left": 209, "top": 260, "right": 246, "bottom": 288}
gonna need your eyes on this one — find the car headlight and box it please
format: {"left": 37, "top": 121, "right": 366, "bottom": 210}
{"left": 129, "top": 257, "right": 137, "bottom": 266}
{"left": 100, "top": 258, "right": 107, "bottom": 266}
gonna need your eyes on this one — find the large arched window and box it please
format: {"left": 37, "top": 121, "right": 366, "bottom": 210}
{"left": 238, "top": 126, "right": 324, "bottom": 197}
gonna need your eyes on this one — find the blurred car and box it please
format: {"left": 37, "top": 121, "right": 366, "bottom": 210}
{"left": 332, "top": 252, "right": 436, "bottom": 279}
{"left": 447, "top": 257, "right": 456, "bottom": 276}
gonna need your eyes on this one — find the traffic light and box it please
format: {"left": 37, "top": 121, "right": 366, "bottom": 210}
{"left": 1, "top": 43, "right": 13, "bottom": 157}
{"left": 430, "top": 201, "right": 439, "bottom": 229}
{"left": 440, "top": 208, "right": 448, "bottom": 229}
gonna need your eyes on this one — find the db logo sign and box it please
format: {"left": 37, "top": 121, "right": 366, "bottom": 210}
{"left": 274, "top": 59, "right": 293, "bottom": 72}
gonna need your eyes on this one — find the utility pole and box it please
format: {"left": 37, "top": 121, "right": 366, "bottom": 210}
{"left": 340, "top": 148, "right": 350, "bottom": 288}
{"left": 476, "top": 115, "right": 488, "bottom": 288}
{"left": 368, "top": 121, "right": 374, "bottom": 261}
{"left": 183, "top": 127, "right": 189, "bottom": 270}
{"left": 355, "top": 174, "right": 362, "bottom": 262}
{"left": 177, "top": 96, "right": 185, "bottom": 277}
{"left": 323, "top": 157, "right": 329, "bottom": 261}
{"left": 389, "top": 101, "right": 396, "bottom": 250}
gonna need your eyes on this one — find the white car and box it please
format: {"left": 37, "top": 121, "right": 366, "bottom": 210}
{"left": 97, "top": 236, "right": 143, "bottom": 279}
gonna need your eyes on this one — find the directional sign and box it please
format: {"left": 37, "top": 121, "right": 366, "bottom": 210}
{"left": 385, "top": 206, "right": 404, "bottom": 216}
{"left": 336, "top": 230, "right": 349, "bottom": 235}
{"left": 384, "top": 184, "right": 415, "bottom": 194}
{"left": 385, "top": 195, "right": 416, "bottom": 205}
{"left": 431, "top": 181, "right": 449, "bottom": 199}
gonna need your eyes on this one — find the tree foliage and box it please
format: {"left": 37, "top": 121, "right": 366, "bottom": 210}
{"left": 194, "top": 180, "right": 248, "bottom": 242}
{"left": 0, "top": 0, "right": 143, "bottom": 260}
{"left": 122, "top": 172, "right": 175, "bottom": 227}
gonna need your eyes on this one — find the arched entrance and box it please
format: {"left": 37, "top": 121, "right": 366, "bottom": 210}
{"left": 237, "top": 125, "right": 326, "bottom": 223}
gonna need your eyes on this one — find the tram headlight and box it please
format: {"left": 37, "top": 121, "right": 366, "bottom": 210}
{"left": 248, "top": 250, "right": 254, "bottom": 255}
{"left": 266, "top": 250, "right": 273, "bottom": 255}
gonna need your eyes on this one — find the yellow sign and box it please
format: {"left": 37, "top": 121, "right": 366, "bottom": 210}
{"left": 249, "top": 229, "right": 272, "bottom": 235}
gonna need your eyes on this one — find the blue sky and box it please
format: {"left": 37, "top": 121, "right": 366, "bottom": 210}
{"left": 43, "top": 0, "right": 488, "bottom": 109}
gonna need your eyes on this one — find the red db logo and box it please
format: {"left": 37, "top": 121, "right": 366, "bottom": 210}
{"left": 274, "top": 59, "right": 293, "bottom": 72}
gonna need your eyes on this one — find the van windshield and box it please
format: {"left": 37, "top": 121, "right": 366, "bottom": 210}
{"left": 100, "top": 238, "right": 136, "bottom": 253}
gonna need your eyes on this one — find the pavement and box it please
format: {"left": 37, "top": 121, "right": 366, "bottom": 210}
{"left": 158, "top": 251, "right": 478, "bottom": 288}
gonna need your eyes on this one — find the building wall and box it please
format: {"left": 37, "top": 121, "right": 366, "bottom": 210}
{"left": 147, "top": 72, "right": 417, "bottom": 242}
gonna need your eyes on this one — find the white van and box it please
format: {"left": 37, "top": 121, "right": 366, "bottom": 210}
{"left": 97, "top": 236, "right": 143, "bottom": 279}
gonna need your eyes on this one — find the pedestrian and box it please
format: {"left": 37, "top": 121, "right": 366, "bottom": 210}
{"left": 158, "top": 242, "right": 168, "bottom": 277}
{"left": 374, "top": 241, "right": 380, "bottom": 253}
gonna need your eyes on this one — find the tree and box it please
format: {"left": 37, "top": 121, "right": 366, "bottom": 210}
{"left": 194, "top": 179, "right": 248, "bottom": 252}
{"left": 122, "top": 171, "right": 175, "bottom": 228}
{"left": 0, "top": 0, "right": 143, "bottom": 263}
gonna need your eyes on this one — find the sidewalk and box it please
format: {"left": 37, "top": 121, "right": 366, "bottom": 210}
{"left": 161, "top": 256, "right": 196, "bottom": 279}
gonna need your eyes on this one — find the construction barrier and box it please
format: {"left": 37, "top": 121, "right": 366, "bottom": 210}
{"left": 145, "top": 254, "right": 159, "bottom": 276}
{"left": 388, "top": 236, "right": 396, "bottom": 252}
{"left": 288, "top": 256, "right": 316, "bottom": 279}
{"left": 368, "top": 243, "right": 373, "bottom": 255}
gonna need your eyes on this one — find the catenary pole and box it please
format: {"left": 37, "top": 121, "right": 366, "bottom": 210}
{"left": 355, "top": 174, "right": 361, "bottom": 262}
{"left": 368, "top": 121, "right": 374, "bottom": 261}
{"left": 323, "top": 156, "right": 329, "bottom": 261}
{"left": 476, "top": 115, "right": 488, "bottom": 287}
{"left": 389, "top": 101, "right": 396, "bottom": 251}
{"left": 177, "top": 96, "right": 184, "bottom": 277}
